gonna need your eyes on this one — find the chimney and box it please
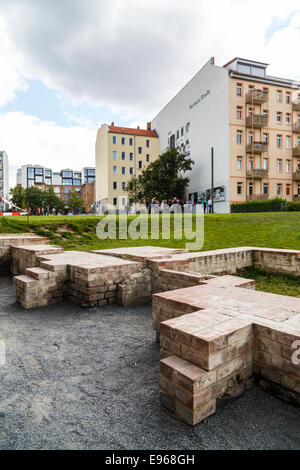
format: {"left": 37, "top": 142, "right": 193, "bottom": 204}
{"left": 147, "top": 122, "right": 151, "bottom": 130}
{"left": 211, "top": 57, "right": 215, "bottom": 65}
{"left": 111, "top": 122, "right": 114, "bottom": 126}
{"left": 137, "top": 126, "right": 140, "bottom": 129}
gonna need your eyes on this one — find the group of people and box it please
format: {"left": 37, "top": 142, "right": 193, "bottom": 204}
{"left": 138, "top": 196, "right": 214, "bottom": 214}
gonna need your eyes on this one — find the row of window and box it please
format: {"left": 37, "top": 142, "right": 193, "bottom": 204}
{"left": 113, "top": 181, "right": 127, "bottom": 190}
{"left": 236, "top": 84, "right": 298, "bottom": 104}
{"left": 112, "top": 162, "right": 143, "bottom": 175}
{"left": 112, "top": 151, "right": 150, "bottom": 162}
{"left": 236, "top": 107, "right": 300, "bottom": 125}
{"left": 113, "top": 197, "right": 127, "bottom": 206}
{"left": 112, "top": 136, "right": 151, "bottom": 148}
{"left": 236, "top": 130, "right": 300, "bottom": 148}
{"left": 236, "top": 156, "right": 300, "bottom": 173}
{"left": 237, "top": 182, "right": 300, "bottom": 197}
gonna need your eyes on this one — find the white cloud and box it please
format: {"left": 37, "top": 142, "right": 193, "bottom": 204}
{"left": 0, "top": 112, "right": 95, "bottom": 188}
{"left": 0, "top": 15, "right": 25, "bottom": 107}
{"left": 0, "top": 0, "right": 299, "bottom": 120}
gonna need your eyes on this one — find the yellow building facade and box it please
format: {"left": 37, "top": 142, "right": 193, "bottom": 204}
{"left": 95, "top": 123, "right": 159, "bottom": 211}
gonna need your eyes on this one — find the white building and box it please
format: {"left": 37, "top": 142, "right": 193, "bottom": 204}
{"left": 0, "top": 151, "right": 9, "bottom": 211}
{"left": 152, "top": 57, "right": 300, "bottom": 212}
{"left": 16, "top": 165, "right": 95, "bottom": 188}
{"left": 151, "top": 58, "right": 230, "bottom": 213}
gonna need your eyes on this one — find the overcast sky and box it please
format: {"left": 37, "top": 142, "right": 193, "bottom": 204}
{"left": 0, "top": 0, "right": 299, "bottom": 186}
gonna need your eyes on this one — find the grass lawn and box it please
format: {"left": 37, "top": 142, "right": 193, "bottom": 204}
{"left": 0, "top": 212, "right": 299, "bottom": 252}
{"left": 238, "top": 268, "right": 300, "bottom": 298}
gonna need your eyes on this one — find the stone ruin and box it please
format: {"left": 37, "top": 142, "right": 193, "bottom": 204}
{"left": 0, "top": 234, "right": 299, "bottom": 425}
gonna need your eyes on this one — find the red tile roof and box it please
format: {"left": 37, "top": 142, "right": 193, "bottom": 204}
{"left": 108, "top": 125, "right": 158, "bottom": 138}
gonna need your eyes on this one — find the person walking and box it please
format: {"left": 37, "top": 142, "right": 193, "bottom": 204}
{"left": 208, "top": 197, "right": 213, "bottom": 213}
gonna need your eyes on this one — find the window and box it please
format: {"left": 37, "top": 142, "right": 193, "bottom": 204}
{"left": 237, "top": 130, "right": 243, "bottom": 144}
{"left": 62, "top": 179, "right": 73, "bottom": 185}
{"left": 286, "top": 160, "right": 291, "bottom": 173}
{"left": 286, "top": 92, "right": 291, "bottom": 104}
{"left": 236, "top": 106, "right": 242, "bottom": 119}
{"left": 237, "top": 182, "right": 243, "bottom": 195}
{"left": 122, "top": 182, "right": 126, "bottom": 190}
{"left": 277, "top": 184, "right": 282, "bottom": 195}
{"left": 286, "top": 113, "right": 291, "bottom": 125}
{"left": 122, "top": 167, "right": 126, "bottom": 175}
{"left": 130, "top": 167, "right": 134, "bottom": 175}
{"left": 263, "top": 133, "right": 268, "bottom": 144}
{"left": 113, "top": 151, "right": 117, "bottom": 160}
{"left": 122, "top": 152, "right": 125, "bottom": 160}
{"left": 186, "top": 122, "right": 190, "bottom": 133}
{"left": 138, "top": 161, "right": 143, "bottom": 169}
{"left": 146, "top": 139, "right": 150, "bottom": 147}
{"left": 113, "top": 166, "right": 117, "bottom": 174}
{"left": 73, "top": 179, "right": 81, "bottom": 186}
{"left": 45, "top": 170, "right": 51, "bottom": 177}
{"left": 113, "top": 181, "right": 117, "bottom": 190}
{"left": 113, "top": 198, "right": 118, "bottom": 206}
{"left": 263, "top": 158, "right": 268, "bottom": 170}
{"left": 249, "top": 182, "right": 254, "bottom": 196}
{"left": 112, "top": 136, "right": 117, "bottom": 144}
{"left": 121, "top": 137, "right": 125, "bottom": 145}
{"left": 263, "top": 109, "right": 268, "bottom": 118}
{"left": 146, "top": 154, "right": 150, "bottom": 163}
{"left": 130, "top": 153, "right": 133, "bottom": 161}
{"left": 129, "top": 138, "right": 133, "bottom": 146}
{"left": 249, "top": 131, "right": 253, "bottom": 144}
{"left": 263, "top": 183, "right": 268, "bottom": 195}
{"left": 277, "top": 159, "right": 282, "bottom": 172}
{"left": 286, "top": 136, "right": 291, "bottom": 149}
{"left": 249, "top": 157, "right": 254, "bottom": 170}
{"left": 54, "top": 187, "right": 60, "bottom": 194}
{"left": 35, "top": 168, "right": 43, "bottom": 176}
{"left": 122, "top": 197, "right": 126, "bottom": 206}
{"left": 138, "top": 147, "right": 142, "bottom": 154}
{"left": 176, "top": 130, "right": 179, "bottom": 139}
{"left": 181, "top": 128, "right": 184, "bottom": 137}
{"left": 286, "top": 184, "right": 291, "bottom": 196}
{"left": 237, "top": 157, "right": 242, "bottom": 170}
{"left": 27, "top": 168, "right": 34, "bottom": 178}
{"left": 248, "top": 107, "right": 253, "bottom": 116}
{"left": 277, "top": 112, "right": 282, "bottom": 124}
{"left": 277, "top": 90, "right": 282, "bottom": 102}
{"left": 277, "top": 135, "right": 282, "bottom": 148}
{"left": 236, "top": 83, "right": 242, "bottom": 96}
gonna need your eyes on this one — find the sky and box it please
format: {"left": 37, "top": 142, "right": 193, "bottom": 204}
{"left": 0, "top": 0, "right": 299, "bottom": 187}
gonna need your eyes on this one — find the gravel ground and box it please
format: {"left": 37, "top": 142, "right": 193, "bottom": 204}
{"left": 0, "top": 276, "right": 299, "bottom": 450}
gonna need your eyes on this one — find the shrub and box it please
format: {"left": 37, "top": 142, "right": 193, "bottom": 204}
{"left": 231, "top": 198, "right": 300, "bottom": 213}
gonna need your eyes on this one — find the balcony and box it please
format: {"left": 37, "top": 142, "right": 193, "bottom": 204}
{"left": 293, "top": 121, "right": 300, "bottom": 133}
{"left": 292, "top": 101, "right": 300, "bottom": 112}
{"left": 247, "top": 169, "right": 268, "bottom": 179}
{"left": 246, "top": 114, "right": 268, "bottom": 129}
{"left": 248, "top": 195, "right": 268, "bottom": 201}
{"left": 246, "top": 142, "right": 268, "bottom": 154}
{"left": 292, "top": 146, "right": 300, "bottom": 157}
{"left": 293, "top": 171, "right": 300, "bottom": 182}
{"left": 246, "top": 89, "right": 268, "bottom": 105}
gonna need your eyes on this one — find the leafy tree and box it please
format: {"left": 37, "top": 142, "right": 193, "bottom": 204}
{"left": 125, "top": 148, "right": 194, "bottom": 202}
{"left": 43, "top": 187, "right": 62, "bottom": 212}
{"left": 10, "top": 186, "right": 26, "bottom": 209}
{"left": 24, "top": 186, "right": 43, "bottom": 209}
{"left": 68, "top": 190, "right": 84, "bottom": 212}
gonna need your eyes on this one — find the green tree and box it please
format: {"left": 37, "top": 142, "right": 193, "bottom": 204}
{"left": 24, "top": 186, "right": 43, "bottom": 210}
{"left": 68, "top": 190, "right": 84, "bottom": 212}
{"left": 125, "top": 148, "right": 194, "bottom": 202}
{"left": 43, "top": 187, "right": 62, "bottom": 212}
{"left": 10, "top": 186, "right": 26, "bottom": 209}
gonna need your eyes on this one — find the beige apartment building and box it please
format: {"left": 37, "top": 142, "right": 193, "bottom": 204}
{"left": 152, "top": 57, "right": 300, "bottom": 212}
{"left": 227, "top": 58, "right": 300, "bottom": 204}
{"left": 95, "top": 123, "right": 159, "bottom": 211}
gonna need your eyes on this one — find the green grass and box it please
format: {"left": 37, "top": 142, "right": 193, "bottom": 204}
{"left": 0, "top": 212, "right": 299, "bottom": 252}
{"left": 237, "top": 267, "right": 300, "bottom": 298}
